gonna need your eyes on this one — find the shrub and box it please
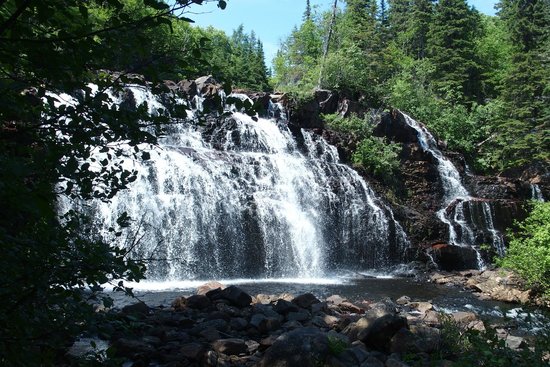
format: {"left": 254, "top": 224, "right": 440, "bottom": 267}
{"left": 498, "top": 201, "right": 550, "bottom": 298}
{"left": 324, "top": 114, "right": 401, "bottom": 181}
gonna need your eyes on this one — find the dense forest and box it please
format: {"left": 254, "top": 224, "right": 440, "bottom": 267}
{"left": 0, "top": 0, "right": 549, "bottom": 365}
{"left": 273, "top": 0, "right": 549, "bottom": 174}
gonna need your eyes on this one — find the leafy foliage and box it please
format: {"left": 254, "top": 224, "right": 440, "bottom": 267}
{"left": 0, "top": 0, "right": 242, "bottom": 365}
{"left": 272, "top": 0, "right": 550, "bottom": 173}
{"left": 324, "top": 114, "right": 401, "bottom": 181}
{"left": 420, "top": 314, "right": 550, "bottom": 367}
{"left": 498, "top": 201, "right": 550, "bottom": 298}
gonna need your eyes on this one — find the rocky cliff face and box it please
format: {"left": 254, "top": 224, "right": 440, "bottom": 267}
{"left": 284, "top": 90, "right": 548, "bottom": 270}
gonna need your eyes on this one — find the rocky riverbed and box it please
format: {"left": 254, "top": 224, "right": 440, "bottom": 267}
{"left": 72, "top": 276, "right": 550, "bottom": 367}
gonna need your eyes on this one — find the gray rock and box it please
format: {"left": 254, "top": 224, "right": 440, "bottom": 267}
{"left": 246, "top": 340, "right": 260, "bottom": 353}
{"left": 259, "top": 327, "right": 330, "bottom": 367}
{"left": 327, "top": 295, "right": 347, "bottom": 306}
{"left": 287, "top": 310, "right": 310, "bottom": 322}
{"left": 451, "top": 311, "right": 477, "bottom": 325}
{"left": 505, "top": 335, "right": 527, "bottom": 350}
{"left": 396, "top": 296, "right": 411, "bottom": 305}
{"left": 212, "top": 338, "right": 248, "bottom": 356}
{"left": 411, "top": 325, "right": 441, "bottom": 353}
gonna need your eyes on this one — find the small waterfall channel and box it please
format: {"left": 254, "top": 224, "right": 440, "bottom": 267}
{"left": 62, "top": 85, "right": 410, "bottom": 281}
{"left": 401, "top": 114, "right": 505, "bottom": 268}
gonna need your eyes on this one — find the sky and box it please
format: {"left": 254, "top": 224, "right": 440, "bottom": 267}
{"left": 186, "top": 0, "right": 498, "bottom": 68}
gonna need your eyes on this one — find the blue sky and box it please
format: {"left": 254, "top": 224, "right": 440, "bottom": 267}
{"left": 186, "top": 0, "right": 498, "bottom": 67}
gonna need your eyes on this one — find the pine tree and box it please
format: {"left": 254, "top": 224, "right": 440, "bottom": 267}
{"left": 304, "top": 0, "right": 312, "bottom": 20}
{"left": 493, "top": 0, "right": 550, "bottom": 168}
{"left": 427, "top": 0, "right": 482, "bottom": 102}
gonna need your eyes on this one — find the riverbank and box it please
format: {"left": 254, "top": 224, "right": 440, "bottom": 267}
{"left": 69, "top": 277, "right": 550, "bottom": 366}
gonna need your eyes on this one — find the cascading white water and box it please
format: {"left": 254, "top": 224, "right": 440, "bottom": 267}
{"left": 531, "top": 184, "right": 545, "bottom": 202}
{"left": 481, "top": 202, "right": 505, "bottom": 257}
{"left": 64, "top": 86, "right": 409, "bottom": 280}
{"left": 401, "top": 113, "right": 505, "bottom": 268}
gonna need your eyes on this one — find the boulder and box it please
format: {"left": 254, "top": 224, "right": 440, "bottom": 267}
{"left": 197, "top": 281, "right": 226, "bottom": 295}
{"left": 177, "top": 79, "right": 197, "bottom": 97}
{"left": 342, "top": 317, "right": 373, "bottom": 341}
{"left": 259, "top": 328, "right": 330, "bottom": 367}
{"left": 121, "top": 301, "right": 149, "bottom": 316}
{"left": 186, "top": 294, "right": 212, "bottom": 310}
{"left": 292, "top": 293, "right": 321, "bottom": 309}
{"left": 219, "top": 285, "right": 252, "bottom": 308}
{"left": 273, "top": 299, "right": 300, "bottom": 315}
{"left": 358, "top": 315, "right": 408, "bottom": 352}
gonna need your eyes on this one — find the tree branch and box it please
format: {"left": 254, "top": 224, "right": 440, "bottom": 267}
{"left": 0, "top": 0, "right": 33, "bottom": 37}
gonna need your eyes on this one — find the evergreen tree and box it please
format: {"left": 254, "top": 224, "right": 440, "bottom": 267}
{"left": 427, "top": 0, "right": 482, "bottom": 102}
{"left": 304, "top": 0, "right": 312, "bottom": 20}
{"left": 492, "top": 0, "right": 550, "bottom": 168}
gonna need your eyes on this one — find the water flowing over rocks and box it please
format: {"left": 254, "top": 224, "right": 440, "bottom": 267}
{"left": 283, "top": 91, "right": 547, "bottom": 271}
{"left": 64, "top": 77, "right": 410, "bottom": 280}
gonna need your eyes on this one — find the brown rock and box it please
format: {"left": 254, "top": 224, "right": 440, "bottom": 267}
{"left": 197, "top": 281, "right": 226, "bottom": 295}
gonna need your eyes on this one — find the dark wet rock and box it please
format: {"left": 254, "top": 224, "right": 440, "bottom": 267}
{"left": 274, "top": 299, "right": 301, "bottom": 314}
{"left": 259, "top": 327, "right": 330, "bottom": 367}
{"left": 190, "top": 319, "right": 228, "bottom": 335}
{"left": 121, "top": 301, "right": 149, "bottom": 316}
{"left": 229, "top": 317, "right": 248, "bottom": 331}
{"left": 186, "top": 294, "right": 212, "bottom": 310}
{"left": 212, "top": 338, "right": 248, "bottom": 356}
{"left": 112, "top": 338, "right": 155, "bottom": 359}
{"left": 428, "top": 244, "right": 480, "bottom": 271}
{"left": 180, "top": 342, "right": 206, "bottom": 360}
{"left": 287, "top": 310, "right": 310, "bottom": 322}
{"left": 250, "top": 314, "right": 282, "bottom": 333}
{"left": 200, "top": 327, "right": 221, "bottom": 342}
{"left": 359, "top": 315, "right": 408, "bottom": 352}
{"left": 292, "top": 293, "right": 321, "bottom": 309}
{"left": 218, "top": 285, "right": 252, "bottom": 308}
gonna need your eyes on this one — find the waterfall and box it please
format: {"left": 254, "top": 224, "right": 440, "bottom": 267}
{"left": 531, "top": 184, "right": 545, "bottom": 202}
{"left": 64, "top": 86, "right": 409, "bottom": 280}
{"left": 401, "top": 113, "right": 506, "bottom": 268}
